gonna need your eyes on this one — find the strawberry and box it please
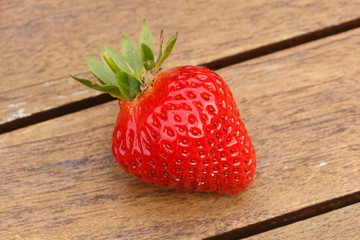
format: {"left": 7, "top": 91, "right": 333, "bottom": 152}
{"left": 71, "top": 20, "right": 256, "bottom": 195}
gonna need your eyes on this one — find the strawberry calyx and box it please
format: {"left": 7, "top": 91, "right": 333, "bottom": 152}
{"left": 70, "top": 19, "right": 177, "bottom": 100}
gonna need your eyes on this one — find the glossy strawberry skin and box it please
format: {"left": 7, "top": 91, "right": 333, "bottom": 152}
{"left": 112, "top": 66, "right": 256, "bottom": 195}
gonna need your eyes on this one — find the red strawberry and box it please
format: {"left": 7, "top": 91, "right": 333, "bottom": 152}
{"left": 71, "top": 20, "right": 256, "bottom": 195}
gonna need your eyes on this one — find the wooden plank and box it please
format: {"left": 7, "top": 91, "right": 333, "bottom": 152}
{"left": 1, "top": 28, "right": 359, "bottom": 239}
{"left": 245, "top": 204, "right": 360, "bottom": 240}
{"left": 1, "top": 0, "right": 360, "bottom": 125}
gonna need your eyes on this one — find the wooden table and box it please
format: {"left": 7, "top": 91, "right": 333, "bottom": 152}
{"left": 1, "top": 1, "right": 360, "bottom": 239}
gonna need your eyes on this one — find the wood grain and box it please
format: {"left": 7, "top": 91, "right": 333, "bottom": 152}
{"left": 1, "top": 28, "right": 360, "bottom": 239}
{"left": 245, "top": 203, "right": 360, "bottom": 240}
{"left": 1, "top": 0, "right": 360, "bottom": 125}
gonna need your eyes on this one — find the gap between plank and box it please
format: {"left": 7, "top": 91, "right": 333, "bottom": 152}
{"left": 0, "top": 94, "right": 115, "bottom": 134}
{"left": 1, "top": 17, "right": 360, "bottom": 134}
{"left": 204, "top": 18, "right": 360, "bottom": 70}
{"left": 204, "top": 191, "right": 360, "bottom": 240}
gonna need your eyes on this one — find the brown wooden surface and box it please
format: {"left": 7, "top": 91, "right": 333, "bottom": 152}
{"left": 1, "top": 0, "right": 360, "bottom": 125}
{"left": 246, "top": 203, "right": 360, "bottom": 240}
{"left": 1, "top": 28, "right": 359, "bottom": 239}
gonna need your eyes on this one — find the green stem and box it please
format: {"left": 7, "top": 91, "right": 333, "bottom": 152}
{"left": 155, "top": 30, "right": 165, "bottom": 64}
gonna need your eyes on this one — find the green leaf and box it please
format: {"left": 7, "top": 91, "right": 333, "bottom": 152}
{"left": 86, "top": 56, "right": 117, "bottom": 86}
{"left": 141, "top": 43, "right": 155, "bottom": 70}
{"left": 143, "top": 59, "right": 156, "bottom": 70}
{"left": 103, "top": 52, "right": 120, "bottom": 73}
{"left": 157, "top": 32, "right": 178, "bottom": 70}
{"left": 115, "top": 71, "right": 141, "bottom": 99}
{"left": 141, "top": 43, "right": 154, "bottom": 62}
{"left": 121, "top": 36, "right": 144, "bottom": 75}
{"left": 102, "top": 44, "right": 132, "bottom": 74}
{"left": 140, "top": 19, "right": 153, "bottom": 52}
{"left": 101, "top": 54, "right": 114, "bottom": 75}
{"left": 70, "top": 75, "right": 124, "bottom": 99}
